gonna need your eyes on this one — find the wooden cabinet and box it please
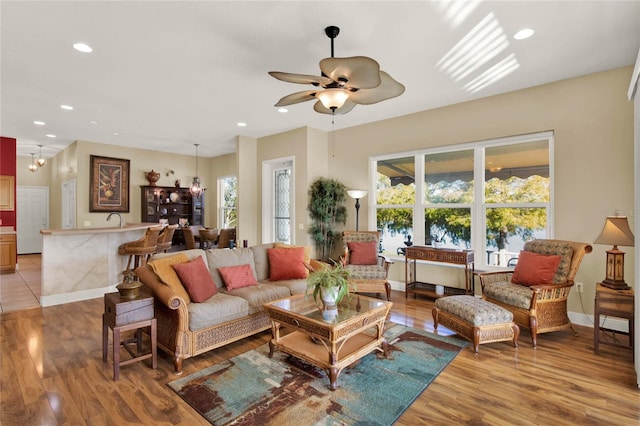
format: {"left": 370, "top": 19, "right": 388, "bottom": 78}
{"left": 140, "top": 186, "right": 204, "bottom": 247}
{"left": 0, "top": 233, "right": 17, "bottom": 274}
{"left": 404, "top": 246, "right": 474, "bottom": 299}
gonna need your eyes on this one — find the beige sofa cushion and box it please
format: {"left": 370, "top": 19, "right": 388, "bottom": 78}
{"left": 206, "top": 248, "right": 258, "bottom": 289}
{"left": 224, "top": 283, "right": 290, "bottom": 314}
{"left": 270, "top": 279, "right": 308, "bottom": 295}
{"left": 250, "top": 243, "right": 275, "bottom": 282}
{"left": 187, "top": 292, "right": 249, "bottom": 331}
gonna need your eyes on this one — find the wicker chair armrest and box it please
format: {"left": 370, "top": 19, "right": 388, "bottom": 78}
{"left": 478, "top": 271, "right": 513, "bottom": 288}
{"left": 378, "top": 255, "right": 393, "bottom": 273}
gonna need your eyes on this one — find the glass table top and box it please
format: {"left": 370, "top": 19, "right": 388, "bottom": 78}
{"left": 267, "top": 293, "right": 390, "bottom": 324}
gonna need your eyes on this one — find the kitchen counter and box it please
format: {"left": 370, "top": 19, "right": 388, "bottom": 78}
{"left": 40, "top": 223, "right": 160, "bottom": 307}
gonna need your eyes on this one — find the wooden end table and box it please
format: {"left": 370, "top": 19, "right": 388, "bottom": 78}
{"left": 594, "top": 283, "right": 634, "bottom": 354}
{"left": 102, "top": 289, "right": 157, "bottom": 380}
{"left": 264, "top": 294, "right": 392, "bottom": 391}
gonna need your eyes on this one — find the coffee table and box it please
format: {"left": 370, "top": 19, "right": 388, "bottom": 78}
{"left": 264, "top": 293, "right": 392, "bottom": 390}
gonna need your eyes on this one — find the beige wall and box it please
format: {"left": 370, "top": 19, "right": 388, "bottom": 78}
{"left": 48, "top": 140, "right": 214, "bottom": 229}
{"left": 325, "top": 66, "right": 634, "bottom": 314}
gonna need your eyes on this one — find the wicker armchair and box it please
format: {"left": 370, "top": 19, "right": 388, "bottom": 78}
{"left": 479, "top": 239, "right": 592, "bottom": 347}
{"left": 342, "top": 231, "right": 393, "bottom": 300}
{"left": 156, "top": 224, "right": 179, "bottom": 253}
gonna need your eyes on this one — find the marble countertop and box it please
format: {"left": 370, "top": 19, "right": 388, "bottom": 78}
{"left": 40, "top": 223, "right": 160, "bottom": 236}
{"left": 0, "top": 226, "right": 16, "bottom": 235}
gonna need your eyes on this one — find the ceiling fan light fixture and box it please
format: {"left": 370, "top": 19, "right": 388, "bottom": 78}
{"left": 317, "top": 89, "right": 349, "bottom": 110}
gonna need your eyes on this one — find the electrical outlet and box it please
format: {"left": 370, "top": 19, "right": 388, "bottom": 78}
{"left": 576, "top": 282, "right": 583, "bottom": 293}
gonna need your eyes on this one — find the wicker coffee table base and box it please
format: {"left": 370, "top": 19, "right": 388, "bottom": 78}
{"left": 433, "top": 306, "right": 519, "bottom": 353}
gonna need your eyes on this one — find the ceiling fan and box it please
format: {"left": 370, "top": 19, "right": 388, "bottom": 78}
{"left": 269, "top": 26, "right": 405, "bottom": 115}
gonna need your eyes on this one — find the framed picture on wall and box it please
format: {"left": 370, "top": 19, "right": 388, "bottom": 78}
{"left": 89, "top": 155, "right": 130, "bottom": 212}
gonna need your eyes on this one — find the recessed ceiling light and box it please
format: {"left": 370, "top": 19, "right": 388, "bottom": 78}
{"left": 73, "top": 42, "right": 93, "bottom": 53}
{"left": 277, "top": 108, "right": 288, "bottom": 113}
{"left": 89, "top": 120, "right": 98, "bottom": 125}
{"left": 113, "top": 132, "right": 119, "bottom": 136}
{"left": 513, "top": 28, "right": 534, "bottom": 40}
{"left": 46, "top": 134, "right": 56, "bottom": 138}
{"left": 33, "top": 120, "right": 45, "bottom": 126}
{"left": 60, "top": 104, "right": 74, "bottom": 110}
{"left": 237, "top": 122, "right": 247, "bottom": 127}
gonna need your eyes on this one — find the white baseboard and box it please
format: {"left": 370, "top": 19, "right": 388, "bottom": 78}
{"left": 41, "top": 285, "right": 118, "bottom": 307}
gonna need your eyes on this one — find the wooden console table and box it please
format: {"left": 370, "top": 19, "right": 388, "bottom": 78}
{"left": 404, "top": 246, "right": 474, "bottom": 299}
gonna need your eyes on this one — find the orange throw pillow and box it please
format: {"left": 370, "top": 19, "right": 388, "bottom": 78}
{"left": 348, "top": 241, "right": 378, "bottom": 265}
{"left": 219, "top": 264, "right": 258, "bottom": 290}
{"left": 172, "top": 256, "right": 217, "bottom": 302}
{"left": 511, "top": 250, "right": 562, "bottom": 286}
{"left": 268, "top": 247, "right": 309, "bottom": 280}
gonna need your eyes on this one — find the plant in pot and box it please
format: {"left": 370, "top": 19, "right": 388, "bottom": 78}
{"left": 306, "top": 261, "right": 352, "bottom": 310}
{"left": 307, "top": 177, "right": 347, "bottom": 262}
{"left": 432, "top": 230, "right": 447, "bottom": 248}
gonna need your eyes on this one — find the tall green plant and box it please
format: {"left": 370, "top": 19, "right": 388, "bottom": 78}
{"left": 307, "top": 177, "right": 347, "bottom": 261}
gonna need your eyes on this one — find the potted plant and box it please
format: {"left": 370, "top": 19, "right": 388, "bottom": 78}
{"left": 307, "top": 177, "right": 347, "bottom": 262}
{"left": 432, "top": 230, "right": 447, "bottom": 248}
{"left": 306, "top": 261, "right": 352, "bottom": 309}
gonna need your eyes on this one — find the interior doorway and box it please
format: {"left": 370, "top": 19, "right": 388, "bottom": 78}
{"left": 16, "top": 186, "right": 49, "bottom": 254}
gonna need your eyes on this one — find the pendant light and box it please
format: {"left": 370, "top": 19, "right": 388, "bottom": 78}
{"left": 28, "top": 153, "right": 38, "bottom": 172}
{"left": 190, "top": 143, "right": 203, "bottom": 199}
{"left": 36, "top": 144, "right": 47, "bottom": 167}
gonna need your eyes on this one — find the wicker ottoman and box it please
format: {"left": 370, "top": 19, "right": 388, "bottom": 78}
{"left": 432, "top": 295, "right": 519, "bottom": 353}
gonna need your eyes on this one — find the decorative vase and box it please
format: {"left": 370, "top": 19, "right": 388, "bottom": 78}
{"left": 145, "top": 170, "right": 160, "bottom": 186}
{"left": 320, "top": 286, "right": 339, "bottom": 309}
{"left": 434, "top": 241, "right": 444, "bottom": 249}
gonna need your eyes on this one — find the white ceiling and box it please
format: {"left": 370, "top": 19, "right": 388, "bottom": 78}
{"left": 2, "top": 1, "right": 639, "bottom": 160}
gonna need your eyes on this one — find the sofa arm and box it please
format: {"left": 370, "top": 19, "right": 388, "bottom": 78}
{"left": 135, "top": 265, "right": 185, "bottom": 311}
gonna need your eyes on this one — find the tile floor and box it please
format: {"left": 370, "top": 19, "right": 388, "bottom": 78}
{"left": 0, "top": 254, "right": 41, "bottom": 312}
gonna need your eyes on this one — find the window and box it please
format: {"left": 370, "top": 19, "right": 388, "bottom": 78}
{"left": 373, "top": 132, "right": 552, "bottom": 268}
{"left": 218, "top": 176, "right": 237, "bottom": 229}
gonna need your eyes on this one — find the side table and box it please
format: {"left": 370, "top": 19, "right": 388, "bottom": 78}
{"left": 594, "top": 283, "right": 634, "bottom": 354}
{"left": 102, "top": 289, "right": 157, "bottom": 380}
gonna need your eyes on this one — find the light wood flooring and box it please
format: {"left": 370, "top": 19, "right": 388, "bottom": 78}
{"left": 1, "top": 285, "right": 638, "bottom": 424}
{"left": 0, "top": 254, "right": 41, "bottom": 313}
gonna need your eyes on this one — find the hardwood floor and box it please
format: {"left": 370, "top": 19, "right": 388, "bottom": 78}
{"left": 0, "top": 254, "right": 41, "bottom": 313}
{"left": 0, "top": 290, "right": 638, "bottom": 425}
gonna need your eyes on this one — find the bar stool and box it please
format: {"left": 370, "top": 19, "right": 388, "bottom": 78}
{"left": 118, "top": 226, "right": 163, "bottom": 274}
{"left": 182, "top": 226, "right": 196, "bottom": 250}
{"left": 199, "top": 227, "right": 218, "bottom": 249}
{"left": 156, "top": 224, "right": 179, "bottom": 253}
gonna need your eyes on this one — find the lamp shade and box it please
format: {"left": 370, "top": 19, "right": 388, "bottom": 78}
{"left": 317, "top": 89, "right": 349, "bottom": 110}
{"left": 594, "top": 216, "right": 635, "bottom": 247}
{"left": 347, "top": 189, "right": 368, "bottom": 199}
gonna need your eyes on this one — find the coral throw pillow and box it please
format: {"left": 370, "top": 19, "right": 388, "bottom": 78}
{"left": 172, "top": 256, "right": 217, "bottom": 302}
{"left": 219, "top": 264, "right": 258, "bottom": 290}
{"left": 148, "top": 253, "right": 191, "bottom": 303}
{"left": 268, "top": 247, "right": 309, "bottom": 280}
{"left": 274, "top": 242, "right": 312, "bottom": 264}
{"left": 348, "top": 241, "right": 378, "bottom": 265}
{"left": 511, "top": 250, "right": 562, "bottom": 286}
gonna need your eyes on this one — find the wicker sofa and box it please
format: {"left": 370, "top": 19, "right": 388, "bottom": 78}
{"left": 135, "top": 243, "right": 312, "bottom": 374}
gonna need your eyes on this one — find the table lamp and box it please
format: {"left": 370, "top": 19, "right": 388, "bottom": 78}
{"left": 594, "top": 215, "right": 635, "bottom": 290}
{"left": 347, "top": 190, "right": 368, "bottom": 231}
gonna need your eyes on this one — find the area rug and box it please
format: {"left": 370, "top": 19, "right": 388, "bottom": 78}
{"left": 168, "top": 323, "right": 466, "bottom": 426}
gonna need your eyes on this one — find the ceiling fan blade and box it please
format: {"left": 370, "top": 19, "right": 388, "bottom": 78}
{"left": 274, "top": 90, "right": 318, "bottom": 107}
{"left": 313, "top": 99, "right": 357, "bottom": 115}
{"left": 349, "top": 71, "right": 405, "bottom": 105}
{"left": 319, "top": 56, "right": 381, "bottom": 89}
{"left": 269, "top": 71, "right": 332, "bottom": 86}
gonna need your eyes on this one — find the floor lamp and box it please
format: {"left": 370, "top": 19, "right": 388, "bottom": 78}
{"left": 347, "top": 190, "right": 368, "bottom": 231}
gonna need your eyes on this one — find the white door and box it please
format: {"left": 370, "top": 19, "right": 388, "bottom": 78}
{"left": 17, "top": 186, "right": 49, "bottom": 254}
{"left": 62, "top": 179, "right": 76, "bottom": 229}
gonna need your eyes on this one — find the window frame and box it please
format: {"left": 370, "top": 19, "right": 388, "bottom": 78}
{"left": 217, "top": 175, "right": 237, "bottom": 229}
{"left": 370, "top": 131, "right": 554, "bottom": 269}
